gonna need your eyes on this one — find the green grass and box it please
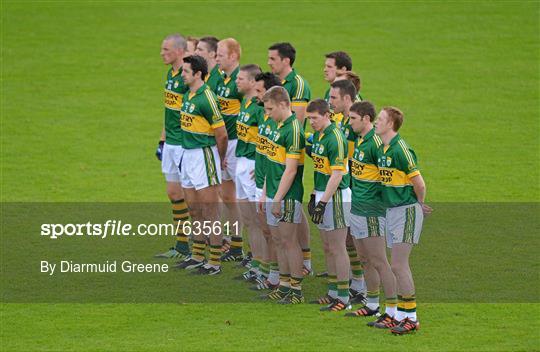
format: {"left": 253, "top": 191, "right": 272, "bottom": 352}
{"left": 1, "top": 1, "right": 539, "bottom": 351}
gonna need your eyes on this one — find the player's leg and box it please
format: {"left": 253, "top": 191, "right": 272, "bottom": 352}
{"left": 176, "top": 186, "right": 206, "bottom": 270}
{"left": 276, "top": 219, "right": 304, "bottom": 304}
{"left": 297, "top": 210, "right": 312, "bottom": 275}
{"left": 387, "top": 203, "right": 423, "bottom": 334}
{"left": 310, "top": 229, "right": 335, "bottom": 305}
{"left": 155, "top": 144, "right": 191, "bottom": 259}
{"left": 220, "top": 140, "right": 243, "bottom": 262}
{"left": 319, "top": 227, "right": 350, "bottom": 311}
{"left": 261, "top": 197, "right": 291, "bottom": 301}
{"left": 194, "top": 184, "right": 222, "bottom": 275}
{"left": 347, "top": 232, "right": 367, "bottom": 303}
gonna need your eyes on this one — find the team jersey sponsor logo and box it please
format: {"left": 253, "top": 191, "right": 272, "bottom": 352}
{"left": 351, "top": 159, "right": 380, "bottom": 181}
{"left": 358, "top": 151, "right": 364, "bottom": 161}
{"left": 174, "top": 81, "right": 179, "bottom": 88}
{"left": 164, "top": 90, "right": 182, "bottom": 110}
{"left": 217, "top": 97, "right": 240, "bottom": 115}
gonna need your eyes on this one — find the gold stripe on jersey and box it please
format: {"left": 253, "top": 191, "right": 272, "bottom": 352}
{"left": 379, "top": 167, "right": 420, "bottom": 187}
{"left": 348, "top": 140, "right": 355, "bottom": 159}
{"left": 203, "top": 89, "right": 222, "bottom": 118}
{"left": 291, "top": 101, "right": 308, "bottom": 107}
{"left": 351, "top": 159, "right": 380, "bottom": 182}
{"left": 217, "top": 96, "right": 241, "bottom": 115}
{"left": 398, "top": 140, "right": 416, "bottom": 168}
{"left": 181, "top": 111, "right": 223, "bottom": 136}
{"left": 294, "top": 76, "right": 304, "bottom": 100}
{"left": 237, "top": 121, "right": 258, "bottom": 145}
{"left": 164, "top": 90, "right": 183, "bottom": 111}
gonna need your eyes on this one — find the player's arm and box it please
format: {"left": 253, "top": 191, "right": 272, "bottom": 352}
{"left": 320, "top": 170, "right": 342, "bottom": 203}
{"left": 273, "top": 157, "right": 299, "bottom": 202}
{"left": 214, "top": 125, "right": 228, "bottom": 162}
{"left": 155, "top": 128, "right": 166, "bottom": 161}
{"left": 410, "top": 174, "right": 432, "bottom": 214}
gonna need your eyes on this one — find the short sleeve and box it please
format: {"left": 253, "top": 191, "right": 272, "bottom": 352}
{"left": 202, "top": 88, "right": 224, "bottom": 129}
{"left": 328, "top": 130, "right": 347, "bottom": 171}
{"left": 285, "top": 120, "right": 305, "bottom": 159}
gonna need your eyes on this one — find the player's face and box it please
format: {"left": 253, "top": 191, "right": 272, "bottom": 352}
{"left": 195, "top": 42, "right": 213, "bottom": 62}
{"left": 160, "top": 39, "right": 180, "bottom": 65}
{"left": 329, "top": 87, "right": 345, "bottom": 113}
{"left": 375, "top": 110, "right": 391, "bottom": 135}
{"left": 324, "top": 58, "right": 337, "bottom": 83}
{"left": 216, "top": 45, "right": 234, "bottom": 71}
{"left": 307, "top": 112, "right": 327, "bottom": 132}
{"left": 181, "top": 62, "right": 196, "bottom": 85}
{"left": 236, "top": 70, "right": 252, "bottom": 94}
{"left": 254, "top": 81, "right": 266, "bottom": 103}
{"left": 349, "top": 111, "right": 364, "bottom": 133}
{"left": 264, "top": 100, "right": 287, "bottom": 122}
{"left": 186, "top": 41, "right": 197, "bottom": 57}
{"left": 268, "top": 50, "right": 284, "bottom": 75}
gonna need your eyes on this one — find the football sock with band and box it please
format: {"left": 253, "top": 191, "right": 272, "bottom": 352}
{"left": 328, "top": 274, "right": 338, "bottom": 299}
{"left": 366, "top": 289, "right": 380, "bottom": 310}
{"left": 259, "top": 261, "right": 270, "bottom": 278}
{"left": 278, "top": 273, "right": 291, "bottom": 293}
{"left": 347, "top": 245, "right": 364, "bottom": 281}
{"left": 230, "top": 236, "right": 243, "bottom": 255}
{"left": 290, "top": 276, "right": 303, "bottom": 295}
{"left": 337, "top": 280, "right": 350, "bottom": 304}
{"left": 397, "top": 294, "right": 417, "bottom": 321}
{"left": 302, "top": 248, "right": 312, "bottom": 270}
{"left": 268, "top": 262, "right": 280, "bottom": 285}
{"left": 191, "top": 240, "right": 207, "bottom": 262}
{"left": 385, "top": 296, "right": 398, "bottom": 317}
{"left": 208, "top": 244, "right": 222, "bottom": 268}
{"left": 172, "top": 199, "right": 190, "bottom": 254}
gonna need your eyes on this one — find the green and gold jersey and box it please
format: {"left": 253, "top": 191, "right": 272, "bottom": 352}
{"left": 282, "top": 69, "right": 311, "bottom": 108}
{"left": 339, "top": 115, "right": 357, "bottom": 159}
{"left": 164, "top": 68, "right": 189, "bottom": 145}
{"left": 311, "top": 123, "right": 350, "bottom": 192}
{"left": 236, "top": 97, "right": 263, "bottom": 160}
{"left": 324, "top": 87, "right": 363, "bottom": 127}
{"left": 180, "top": 83, "right": 225, "bottom": 149}
{"left": 376, "top": 134, "right": 420, "bottom": 208}
{"left": 265, "top": 113, "right": 305, "bottom": 202}
{"left": 350, "top": 128, "right": 385, "bottom": 217}
{"left": 215, "top": 66, "right": 242, "bottom": 140}
{"left": 205, "top": 65, "right": 222, "bottom": 92}
{"left": 255, "top": 112, "right": 276, "bottom": 189}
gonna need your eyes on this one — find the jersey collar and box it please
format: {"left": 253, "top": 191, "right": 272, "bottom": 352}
{"left": 389, "top": 133, "right": 401, "bottom": 147}
{"left": 281, "top": 68, "right": 296, "bottom": 84}
{"left": 362, "top": 128, "right": 375, "bottom": 141}
{"left": 223, "top": 66, "right": 240, "bottom": 84}
{"left": 279, "top": 113, "right": 297, "bottom": 127}
{"left": 190, "top": 83, "right": 209, "bottom": 98}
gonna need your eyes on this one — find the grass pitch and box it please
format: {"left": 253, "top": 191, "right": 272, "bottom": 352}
{"left": 1, "top": 1, "right": 539, "bottom": 351}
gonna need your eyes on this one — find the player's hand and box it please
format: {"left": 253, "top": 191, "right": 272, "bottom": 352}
{"left": 307, "top": 193, "right": 316, "bottom": 216}
{"left": 155, "top": 141, "right": 164, "bottom": 161}
{"left": 310, "top": 201, "right": 327, "bottom": 224}
{"left": 271, "top": 201, "right": 281, "bottom": 218}
{"left": 221, "top": 157, "right": 228, "bottom": 170}
{"left": 420, "top": 202, "right": 433, "bottom": 215}
{"left": 258, "top": 194, "right": 266, "bottom": 213}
